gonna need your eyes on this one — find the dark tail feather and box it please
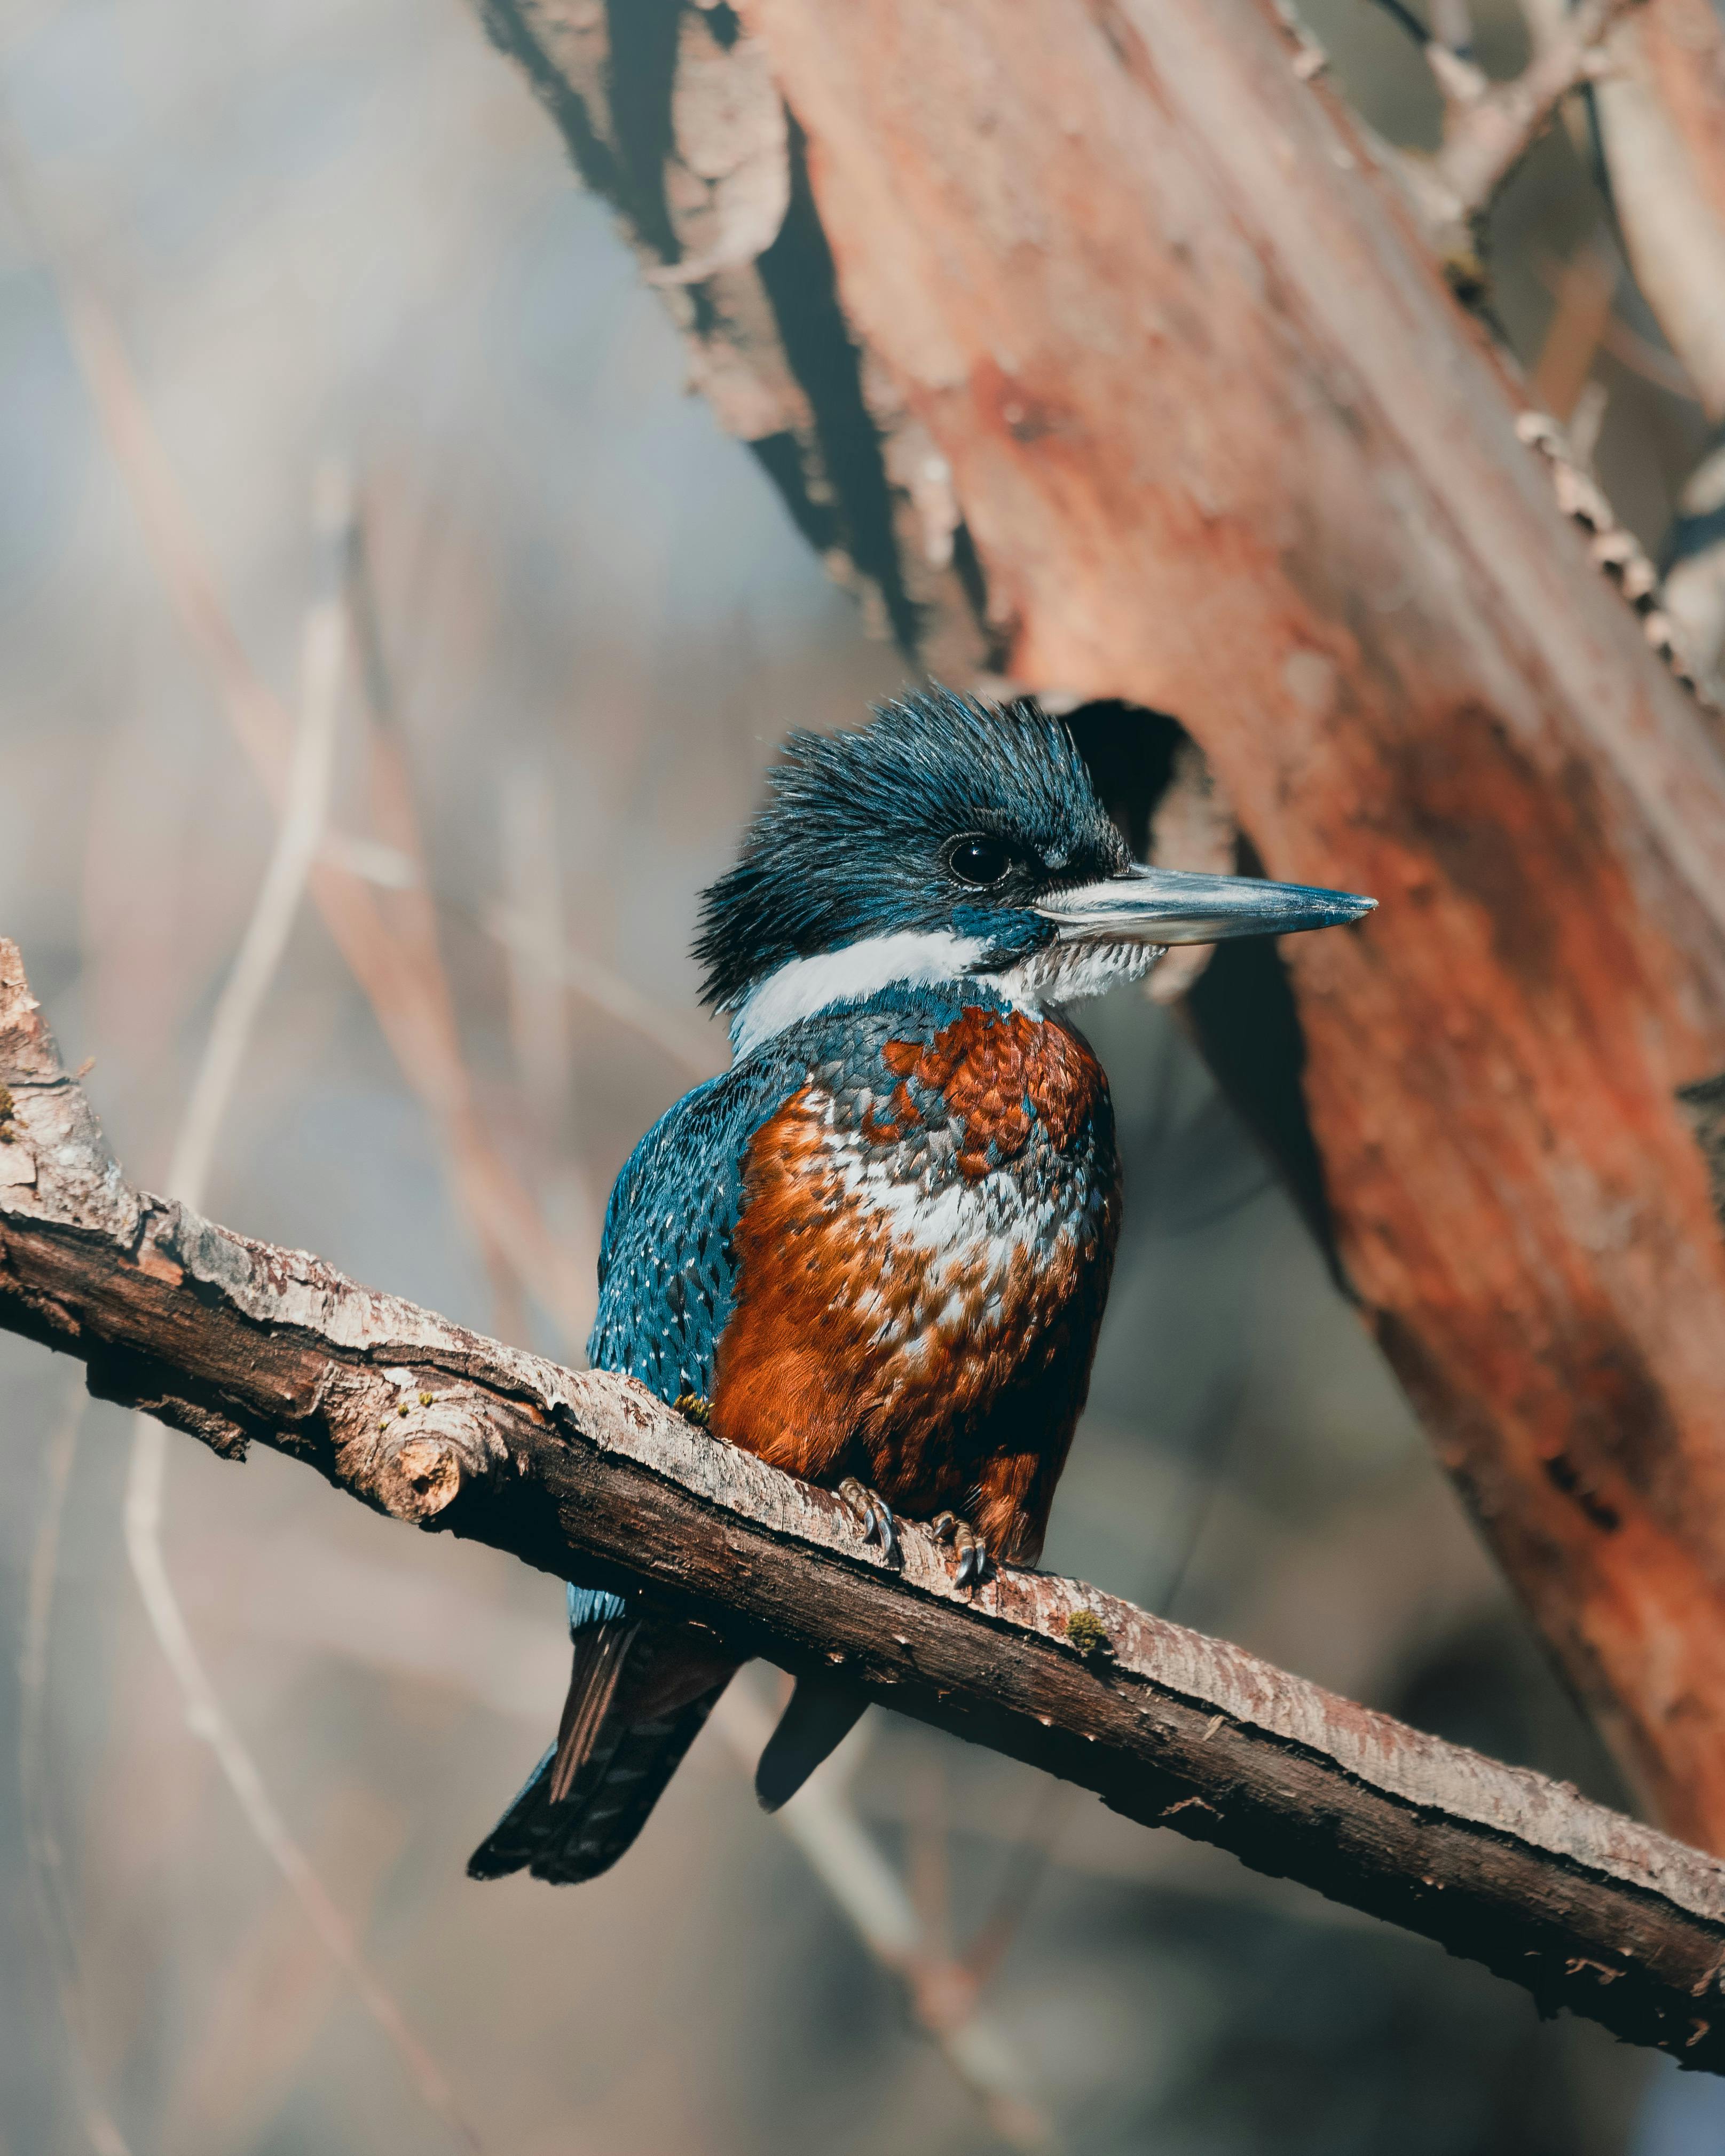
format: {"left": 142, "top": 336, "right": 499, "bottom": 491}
{"left": 754, "top": 1675, "right": 868, "bottom": 1812}
{"left": 546, "top": 1619, "right": 639, "bottom": 1803}
{"left": 469, "top": 1618, "right": 736, "bottom": 1885}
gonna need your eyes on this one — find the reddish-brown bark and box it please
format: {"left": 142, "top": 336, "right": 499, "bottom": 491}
{"left": 719, "top": 0, "right": 1725, "bottom": 1849}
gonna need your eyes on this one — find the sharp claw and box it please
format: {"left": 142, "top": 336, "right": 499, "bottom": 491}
{"left": 954, "top": 1536, "right": 990, "bottom": 1589}
{"left": 932, "top": 1512, "right": 957, "bottom": 1544}
{"left": 838, "top": 1479, "right": 898, "bottom": 1562}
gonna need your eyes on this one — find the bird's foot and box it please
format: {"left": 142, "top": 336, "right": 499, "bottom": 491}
{"left": 838, "top": 1477, "right": 898, "bottom": 1562}
{"left": 931, "top": 1511, "right": 989, "bottom": 1589}
{"left": 673, "top": 1392, "right": 711, "bottom": 1428}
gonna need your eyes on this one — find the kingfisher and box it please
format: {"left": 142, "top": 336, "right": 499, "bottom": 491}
{"left": 468, "top": 688, "right": 1374, "bottom": 1885}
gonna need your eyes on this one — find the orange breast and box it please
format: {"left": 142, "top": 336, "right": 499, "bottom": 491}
{"left": 708, "top": 1003, "right": 1118, "bottom": 1562}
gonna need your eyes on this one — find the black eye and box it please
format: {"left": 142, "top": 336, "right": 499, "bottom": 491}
{"left": 947, "top": 834, "right": 1012, "bottom": 888}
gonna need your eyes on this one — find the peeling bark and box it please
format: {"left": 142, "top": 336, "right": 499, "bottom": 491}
{"left": 7, "top": 935, "right": 1725, "bottom": 2069}
{"left": 481, "top": 0, "right": 996, "bottom": 674}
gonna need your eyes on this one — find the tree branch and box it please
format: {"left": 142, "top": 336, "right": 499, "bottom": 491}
{"left": 1517, "top": 0, "right": 1725, "bottom": 422}
{"left": 1538, "top": 0, "right": 1725, "bottom": 694}
{"left": 1380, "top": 0, "right": 1643, "bottom": 284}
{"left": 1431, "top": 0, "right": 1640, "bottom": 209}
{"left": 5, "top": 938, "right": 1725, "bottom": 2073}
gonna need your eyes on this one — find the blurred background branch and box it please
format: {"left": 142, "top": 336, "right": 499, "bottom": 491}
{"left": 114, "top": 461, "right": 484, "bottom": 2154}
{"left": 19, "top": 1379, "right": 130, "bottom": 2156}
{"left": 1517, "top": 0, "right": 1725, "bottom": 692}
{"left": 11, "top": 165, "right": 597, "bottom": 1348}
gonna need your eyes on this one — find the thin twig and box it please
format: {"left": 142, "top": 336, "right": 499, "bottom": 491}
{"left": 119, "top": 469, "right": 483, "bottom": 2155}
{"left": 352, "top": 490, "right": 715, "bottom": 1105}
{"left": 710, "top": 1677, "right": 1059, "bottom": 2152}
{"left": 1519, "top": 0, "right": 1725, "bottom": 421}
{"left": 124, "top": 1444, "right": 481, "bottom": 2152}
{"left": 1530, "top": 228, "right": 1618, "bottom": 422}
{"left": 1364, "top": 0, "right": 1434, "bottom": 54}
{"left": 908, "top": 1752, "right": 955, "bottom": 1968}
{"left": 1147, "top": 1375, "right": 1249, "bottom": 1618}
{"left": 310, "top": 781, "right": 717, "bottom": 1098}
{"left": 1429, "top": 0, "right": 1644, "bottom": 218}
{"left": 1530, "top": 245, "right": 1699, "bottom": 399}
{"left": 1568, "top": 377, "right": 1610, "bottom": 469}
{"left": 494, "top": 763, "right": 602, "bottom": 1318}
{"left": 9, "top": 170, "right": 591, "bottom": 1345}
{"left": 499, "top": 764, "right": 574, "bottom": 1139}
{"left": 1597, "top": 314, "right": 1701, "bottom": 399}
{"left": 164, "top": 462, "right": 350, "bottom": 1208}
{"left": 485, "top": 901, "right": 720, "bottom": 1081}
{"left": 487, "top": 767, "right": 565, "bottom": 1339}
{"left": 1428, "top": 0, "right": 1475, "bottom": 57}
{"left": 959, "top": 1779, "right": 1076, "bottom": 1999}
{"left": 342, "top": 495, "right": 591, "bottom": 1342}
{"left": 19, "top": 1379, "right": 132, "bottom": 2156}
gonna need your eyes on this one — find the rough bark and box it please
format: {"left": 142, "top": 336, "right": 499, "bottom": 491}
{"left": 479, "top": 0, "right": 997, "bottom": 678}
{"left": 5, "top": 938, "right": 1725, "bottom": 2070}
{"left": 479, "top": 0, "right": 1725, "bottom": 1855}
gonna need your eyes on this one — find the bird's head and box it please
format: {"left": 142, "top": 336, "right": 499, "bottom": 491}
{"left": 697, "top": 688, "right": 1374, "bottom": 1056}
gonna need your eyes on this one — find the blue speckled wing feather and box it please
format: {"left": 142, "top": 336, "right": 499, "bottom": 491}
{"left": 584, "top": 986, "right": 984, "bottom": 1402}
{"left": 467, "top": 1059, "right": 807, "bottom": 1889}
{"left": 584, "top": 1045, "right": 809, "bottom": 1400}
{"left": 469, "top": 984, "right": 1051, "bottom": 1888}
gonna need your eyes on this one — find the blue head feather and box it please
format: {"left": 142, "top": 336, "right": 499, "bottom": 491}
{"left": 694, "top": 686, "right": 1128, "bottom": 1012}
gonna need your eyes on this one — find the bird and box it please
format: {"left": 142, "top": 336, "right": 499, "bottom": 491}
{"left": 467, "top": 686, "right": 1374, "bottom": 1885}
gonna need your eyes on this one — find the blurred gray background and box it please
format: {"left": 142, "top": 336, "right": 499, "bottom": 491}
{"left": 0, "top": 0, "right": 1716, "bottom": 2150}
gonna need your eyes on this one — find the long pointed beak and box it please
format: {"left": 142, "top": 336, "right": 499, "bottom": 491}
{"left": 1033, "top": 864, "right": 1376, "bottom": 946}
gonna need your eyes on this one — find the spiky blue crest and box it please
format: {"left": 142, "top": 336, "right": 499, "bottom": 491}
{"left": 695, "top": 687, "right": 1129, "bottom": 1011}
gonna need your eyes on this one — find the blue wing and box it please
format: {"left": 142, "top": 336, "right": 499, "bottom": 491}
{"left": 585, "top": 1037, "right": 822, "bottom": 1400}
{"left": 470, "top": 1049, "right": 815, "bottom": 1887}
{"left": 471, "top": 986, "right": 1005, "bottom": 1885}
{"left": 586, "top": 983, "right": 986, "bottom": 1401}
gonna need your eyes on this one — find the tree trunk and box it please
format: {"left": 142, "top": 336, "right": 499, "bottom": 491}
{"left": 486, "top": 0, "right": 1725, "bottom": 1850}
{"left": 737, "top": 0, "right": 1725, "bottom": 1849}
